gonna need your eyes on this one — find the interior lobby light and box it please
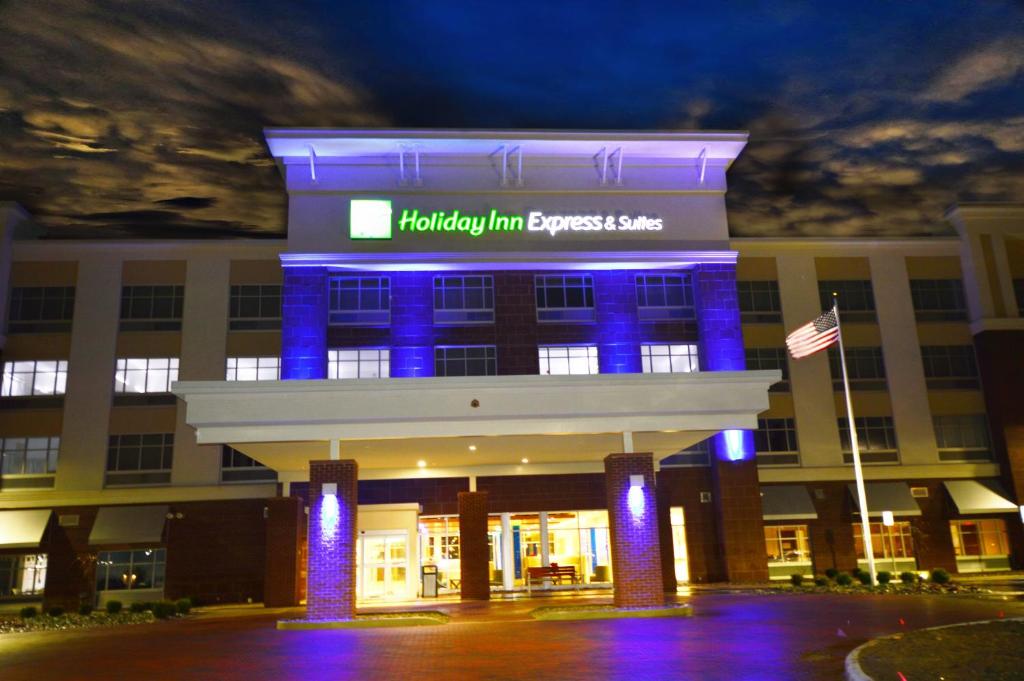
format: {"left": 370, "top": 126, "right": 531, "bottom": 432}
{"left": 416, "top": 460, "right": 426, "bottom": 468}
{"left": 521, "top": 458, "right": 529, "bottom": 464}
{"left": 468, "top": 445, "right": 477, "bottom": 451}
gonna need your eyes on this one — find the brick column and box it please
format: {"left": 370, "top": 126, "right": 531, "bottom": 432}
{"left": 307, "top": 460, "right": 358, "bottom": 620}
{"left": 605, "top": 453, "right": 663, "bottom": 608}
{"left": 264, "top": 497, "right": 303, "bottom": 607}
{"left": 458, "top": 491, "right": 490, "bottom": 600}
{"left": 281, "top": 266, "right": 328, "bottom": 380}
{"left": 594, "top": 270, "right": 642, "bottom": 374}
{"left": 694, "top": 263, "right": 769, "bottom": 582}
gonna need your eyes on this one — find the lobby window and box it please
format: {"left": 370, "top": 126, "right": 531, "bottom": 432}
{"left": 120, "top": 285, "right": 184, "bottom": 331}
{"left": 328, "top": 276, "right": 390, "bottom": 326}
{"left": 764, "top": 525, "right": 811, "bottom": 565}
{"left": 433, "top": 275, "right": 495, "bottom": 324}
{"left": 328, "top": 348, "right": 389, "bottom": 379}
{"left": 854, "top": 522, "right": 915, "bottom": 560}
{"left": 745, "top": 348, "right": 790, "bottom": 391}
{"left": 7, "top": 286, "right": 75, "bottom": 333}
{"left": 221, "top": 446, "right": 276, "bottom": 483}
{"left": 229, "top": 285, "right": 281, "bottom": 330}
{"left": 828, "top": 346, "right": 886, "bottom": 390}
{"left": 920, "top": 345, "right": 979, "bottom": 389}
{"left": 659, "top": 440, "right": 710, "bottom": 467}
{"left": 538, "top": 345, "right": 599, "bottom": 375}
{"left": 95, "top": 549, "right": 166, "bottom": 592}
{"left": 435, "top": 346, "right": 497, "bottom": 377}
{"left": 535, "top": 274, "right": 595, "bottom": 322}
{"left": 737, "top": 281, "right": 782, "bottom": 323}
{"left": 950, "top": 519, "right": 1010, "bottom": 558}
{"left": 754, "top": 418, "right": 799, "bottom": 466}
{"left": 0, "top": 554, "right": 47, "bottom": 597}
{"left": 640, "top": 343, "right": 699, "bottom": 374}
{"left": 226, "top": 357, "right": 280, "bottom": 381}
{"left": 105, "top": 434, "right": 174, "bottom": 486}
{"left": 635, "top": 274, "right": 694, "bottom": 321}
{"left": 839, "top": 416, "right": 899, "bottom": 464}
{"left": 934, "top": 415, "right": 992, "bottom": 462}
{"left": 818, "top": 280, "right": 875, "bottom": 322}
{"left": 1, "top": 360, "right": 68, "bottom": 396}
{"left": 0, "top": 437, "right": 59, "bottom": 477}
{"left": 909, "top": 279, "right": 967, "bottom": 321}
{"left": 114, "top": 358, "right": 178, "bottom": 393}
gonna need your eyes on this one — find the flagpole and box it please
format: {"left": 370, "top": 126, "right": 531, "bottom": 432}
{"left": 834, "top": 294, "right": 878, "bottom": 586}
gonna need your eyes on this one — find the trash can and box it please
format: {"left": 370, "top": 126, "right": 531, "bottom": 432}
{"left": 422, "top": 564, "right": 439, "bottom": 598}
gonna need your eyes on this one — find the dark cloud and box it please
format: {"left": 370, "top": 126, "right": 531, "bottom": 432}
{"left": 155, "top": 196, "right": 217, "bottom": 209}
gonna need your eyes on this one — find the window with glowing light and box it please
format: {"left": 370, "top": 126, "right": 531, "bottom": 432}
{"left": 226, "top": 356, "right": 280, "bottom": 381}
{"left": 949, "top": 519, "right": 1009, "bottom": 557}
{"left": 95, "top": 548, "right": 166, "bottom": 591}
{"left": 1, "top": 360, "right": 68, "bottom": 397}
{"left": 640, "top": 343, "right": 699, "bottom": 373}
{"left": 538, "top": 345, "right": 599, "bottom": 375}
{"left": 853, "top": 522, "right": 915, "bottom": 559}
{"left": 764, "top": 525, "right": 811, "bottom": 564}
{"left": 328, "top": 348, "right": 389, "bottom": 379}
{"left": 114, "top": 358, "right": 178, "bottom": 393}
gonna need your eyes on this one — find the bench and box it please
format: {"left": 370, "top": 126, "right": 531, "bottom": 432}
{"left": 526, "top": 564, "right": 578, "bottom": 594}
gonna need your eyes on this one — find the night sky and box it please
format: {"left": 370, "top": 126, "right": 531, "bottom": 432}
{"left": 1, "top": 1, "right": 1022, "bottom": 239}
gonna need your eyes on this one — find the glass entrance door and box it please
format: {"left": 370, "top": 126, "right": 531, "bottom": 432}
{"left": 358, "top": 532, "right": 409, "bottom": 601}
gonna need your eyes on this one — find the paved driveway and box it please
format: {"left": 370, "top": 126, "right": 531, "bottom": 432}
{"left": 1, "top": 593, "right": 1021, "bottom": 680}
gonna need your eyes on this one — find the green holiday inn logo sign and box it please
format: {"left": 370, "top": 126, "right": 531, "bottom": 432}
{"left": 349, "top": 199, "right": 663, "bottom": 240}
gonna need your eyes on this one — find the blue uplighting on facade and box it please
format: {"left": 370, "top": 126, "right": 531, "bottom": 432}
{"left": 389, "top": 272, "right": 436, "bottom": 378}
{"left": 281, "top": 266, "right": 328, "bottom": 380}
{"left": 593, "top": 270, "right": 642, "bottom": 374}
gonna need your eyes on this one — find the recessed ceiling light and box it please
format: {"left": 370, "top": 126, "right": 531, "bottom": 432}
{"left": 468, "top": 445, "right": 477, "bottom": 451}
{"left": 521, "top": 458, "right": 529, "bottom": 464}
{"left": 417, "top": 460, "right": 426, "bottom": 468}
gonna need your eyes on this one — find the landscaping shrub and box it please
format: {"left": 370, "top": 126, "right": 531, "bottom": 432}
{"left": 900, "top": 571, "right": 917, "bottom": 584}
{"left": 129, "top": 601, "right": 149, "bottom": 614}
{"left": 876, "top": 571, "right": 892, "bottom": 585}
{"left": 930, "top": 568, "right": 951, "bottom": 585}
{"left": 789, "top": 573, "right": 804, "bottom": 586}
{"left": 175, "top": 597, "right": 192, "bottom": 615}
{"left": 851, "top": 567, "right": 864, "bottom": 578}
{"left": 47, "top": 606, "right": 65, "bottom": 617}
{"left": 78, "top": 604, "right": 94, "bottom": 616}
{"left": 856, "top": 571, "right": 872, "bottom": 585}
{"left": 19, "top": 606, "right": 37, "bottom": 619}
{"left": 835, "top": 573, "right": 853, "bottom": 586}
{"left": 106, "top": 600, "right": 123, "bottom": 614}
{"left": 152, "top": 601, "right": 177, "bottom": 619}
{"left": 824, "top": 568, "right": 839, "bottom": 580}
{"left": 814, "top": 576, "right": 828, "bottom": 587}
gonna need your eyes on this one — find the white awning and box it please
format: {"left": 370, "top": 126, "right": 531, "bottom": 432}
{"left": 761, "top": 485, "right": 818, "bottom": 520}
{"left": 847, "top": 482, "right": 921, "bottom": 517}
{"left": 944, "top": 480, "right": 1018, "bottom": 515}
{"left": 0, "top": 509, "right": 52, "bottom": 549}
{"left": 89, "top": 505, "right": 168, "bottom": 545}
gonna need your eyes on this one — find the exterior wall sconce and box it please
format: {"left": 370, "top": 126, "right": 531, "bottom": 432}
{"left": 629, "top": 474, "right": 645, "bottom": 489}
{"left": 322, "top": 483, "right": 337, "bottom": 496}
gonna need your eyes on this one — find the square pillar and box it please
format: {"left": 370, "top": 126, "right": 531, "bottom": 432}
{"left": 264, "top": 496, "right": 303, "bottom": 607}
{"left": 604, "top": 452, "right": 663, "bottom": 608}
{"left": 710, "top": 450, "right": 769, "bottom": 582}
{"left": 458, "top": 491, "right": 490, "bottom": 600}
{"left": 281, "top": 266, "right": 328, "bottom": 380}
{"left": 307, "top": 460, "right": 358, "bottom": 620}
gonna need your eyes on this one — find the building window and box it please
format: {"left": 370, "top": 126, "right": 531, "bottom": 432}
{"left": 909, "top": 279, "right": 967, "bottom": 321}
{"left": 754, "top": 418, "right": 799, "bottom": 466}
{"left": 854, "top": 522, "right": 914, "bottom": 559}
{"left": 818, "top": 280, "right": 875, "bottom": 322}
{"left": 435, "top": 346, "right": 497, "bottom": 377}
{"left": 0, "top": 437, "right": 59, "bottom": 476}
{"left": 659, "top": 440, "right": 711, "bottom": 467}
{"left": 114, "top": 358, "right": 179, "bottom": 393}
{"left": 95, "top": 549, "right": 166, "bottom": 592}
{"left": 1, "top": 360, "right": 68, "bottom": 396}
{"left": 0, "top": 554, "right": 47, "bottom": 597}
{"left": 635, "top": 274, "right": 694, "bottom": 321}
{"left": 221, "top": 446, "right": 276, "bottom": 483}
{"left": 950, "top": 519, "right": 1010, "bottom": 557}
{"left": 764, "top": 525, "right": 811, "bottom": 564}
{"left": 229, "top": 285, "right": 281, "bottom": 330}
{"left": 538, "top": 345, "right": 599, "bottom": 375}
{"left": 745, "top": 348, "right": 790, "bottom": 391}
{"left": 105, "top": 434, "right": 174, "bottom": 486}
{"left": 120, "top": 285, "right": 184, "bottom": 331}
{"left": 640, "top": 343, "right": 699, "bottom": 374}
{"left": 737, "top": 281, "right": 782, "bottom": 323}
{"left": 535, "top": 274, "right": 595, "bottom": 322}
{"left": 226, "top": 357, "right": 280, "bottom": 381}
{"left": 328, "top": 348, "right": 390, "bottom": 379}
{"left": 7, "top": 286, "right": 75, "bottom": 333}
{"left": 433, "top": 276, "right": 495, "bottom": 324}
{"left": 1015, "top": 279, "right": 1024, "bottom": 316}
{"left": 934, "top": 415, "right": 992, "bottom": 462}
{"left": 920, "top": 345, "right": 979, "bottom": 389}
{"left": 828, "top": 346, "right": 886, "bottom": 390}
{"left": 328, "top": 276, "right": 390, "bottom": 326}
{"left": 839, "top": 416, "right": 899, "bottom": 464}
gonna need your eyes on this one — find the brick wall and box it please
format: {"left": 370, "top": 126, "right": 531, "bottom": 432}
{"left": 306, "top": 459, "right": 358, "bottom": 620}
{"left": 264, "top": 496, "right": 303, "bottom": 607}
{"left": 478, "top": 473, "right": 606, "bottom": 512}
{"left": 41, "top": 507, "right": 99, "bottom": 611}
{"left": 656, "top": 467, "right": 721, "bottom": 585}
{"left": 359, "top": 477, "right": 469, "bottom": 515}
{"left": 604, "top": 453, "right": 663, "bottom": 608}
{"left": 281, "top": 266, "right": 328, "bottom": 379}
{"left": 458, "top": 491, "right": 490, "bottom": 600}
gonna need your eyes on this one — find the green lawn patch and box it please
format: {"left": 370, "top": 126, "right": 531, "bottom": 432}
{"left": 277, "top": 611, "right": 450, "bottom": 630}
{"left": 529, "top": 603, "right": 692, "bottom": 621}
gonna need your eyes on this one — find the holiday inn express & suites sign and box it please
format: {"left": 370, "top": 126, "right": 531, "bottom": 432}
{"left": 349, "top": 199, "right": 664, "bottom": 240}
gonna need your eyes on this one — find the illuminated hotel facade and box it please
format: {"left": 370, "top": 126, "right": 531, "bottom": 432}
{"left": 0, "top": 129, "right": 1022, "bottom": 614}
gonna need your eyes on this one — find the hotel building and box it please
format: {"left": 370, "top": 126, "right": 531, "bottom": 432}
{"left": 0, "top": 129, "right": 1022, "bottom": 615}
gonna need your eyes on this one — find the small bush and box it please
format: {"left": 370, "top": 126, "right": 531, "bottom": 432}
{"left": 175, "top": 597, "right": 192, "bottom": 615}
{"left": 824, "top": 568, "right": 839, "bottom": 580}
{"left": 930, "top": 568, "right": 951, "bottom": 585}
{"left": 835, "top": 573, "right": 853, "bottom": 586}
{"left": 900, "top": 571, "right": 917, "bottom": 584}
{"left": 152, "top": 601, "right": 177, "bottom": 619}
{"left": 851, "top": 567, "right": 864, "bottom": 578}
{"left": 106, "top": 600, "right": 123, "bottom": 614}
{"left": 19, "top": 606, "right": 37, "bottom": 619}
{"left": 814, "top": 576, "right": 828, "bottom": 587}
{"left": 789, "top": 573, "right": 804, "bottom": 586}
{"left": 78, "top": 604, "right": 94, "bottom": 616}
{"left": 876, "top": 571, "right": 892, "bottom": 585}
{"left": 129, "top": 601, "right": 150, "bottom": 613}
{"left": 47, "top": 606, "right": 65, "bottom": 617}
{"left": 856, "top": 571, "right": 872, "bottom": 585}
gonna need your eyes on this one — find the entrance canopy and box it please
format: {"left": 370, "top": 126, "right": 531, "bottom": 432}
{"left": 174, "top": 370, "right": 779, "bottom": 474}
{"left": 0, "top": 509, "right": 51, "bottom": 549}
{"left": 944, "top": 480, "right": 1018, "bottom": 515}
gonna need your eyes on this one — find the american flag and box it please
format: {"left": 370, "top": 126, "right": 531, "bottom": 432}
{"left": 786, "top": 309, "right": 839, "bottom": 359}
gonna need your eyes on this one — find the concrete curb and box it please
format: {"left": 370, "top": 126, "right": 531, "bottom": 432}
{"left": 845, "top": 616, "right": 1024, "bottom": 680}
